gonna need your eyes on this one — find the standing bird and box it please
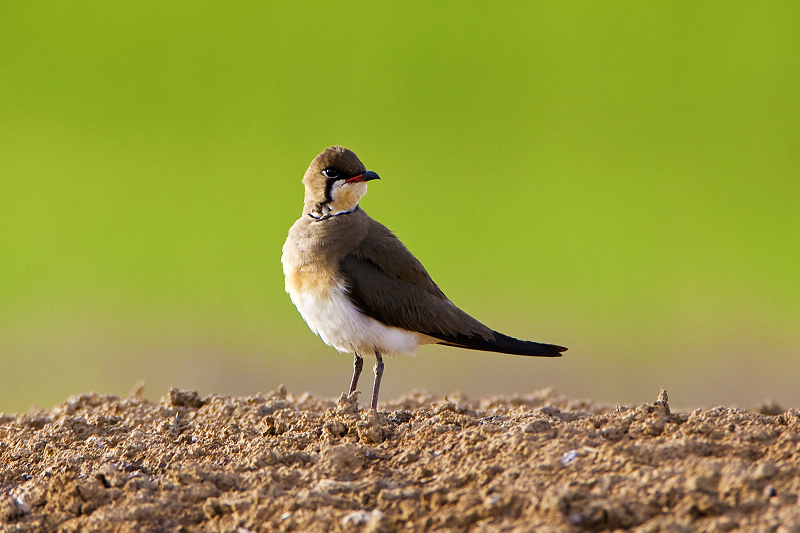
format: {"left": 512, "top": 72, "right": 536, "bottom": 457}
{"left": 282, "top": 146, "right": 566, "bottom": 410}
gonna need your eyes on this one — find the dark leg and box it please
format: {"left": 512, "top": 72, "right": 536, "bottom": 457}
{"left": 371, "top": 350, "right": 384, "bottom": 410}
{"left": 348, "top": 353, "right": 363, "bottom": 395}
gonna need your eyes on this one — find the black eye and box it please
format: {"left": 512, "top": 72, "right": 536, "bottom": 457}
{"left": 321, "top": 167, "right": 340, "bottom": 179}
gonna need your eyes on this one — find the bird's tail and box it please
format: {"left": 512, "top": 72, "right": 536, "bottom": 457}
{"left": 436, "top": 330, "right": 566, "bottom": 357}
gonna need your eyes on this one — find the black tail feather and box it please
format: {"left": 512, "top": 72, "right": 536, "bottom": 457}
{"left": 435, "top": 330, "right": 566, "bottom": 357}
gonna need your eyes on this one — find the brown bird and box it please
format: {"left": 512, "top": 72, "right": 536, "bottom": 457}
{"left": 282, "top": 146, "right": 566, "bottom": 409}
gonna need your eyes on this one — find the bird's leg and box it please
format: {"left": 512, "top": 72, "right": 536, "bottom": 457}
{"left": 371, "top": 350, "right": 384, "bottom": 410}
{"left": 348, "top": 353, "right": 363, "bottom": 396}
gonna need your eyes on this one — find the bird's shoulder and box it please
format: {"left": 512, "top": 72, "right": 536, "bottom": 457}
{"left": 284, "top": 209, "right": 370, "bottom": 259}
{"left": 346, "top": 212, "right": 445, "bottom": 297}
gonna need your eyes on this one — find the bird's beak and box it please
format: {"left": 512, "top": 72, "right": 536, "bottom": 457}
{"left": 346, "top": 170, "right": 380, "bottom": 183}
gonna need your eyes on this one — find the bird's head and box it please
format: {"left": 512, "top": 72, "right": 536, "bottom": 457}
{"left": 302, "top": 146, "right": 380, "bottom": 220}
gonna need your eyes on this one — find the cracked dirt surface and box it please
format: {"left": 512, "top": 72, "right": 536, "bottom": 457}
{"left": 1, "top": 387, "right": 799, "bottom": 532}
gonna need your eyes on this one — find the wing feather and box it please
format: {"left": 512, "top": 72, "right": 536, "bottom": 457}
{"left": 339, "top": 217, "right": 566, "bottom": 357}
{"left": 339, "top": 218, "right": 495, "bottom": 341}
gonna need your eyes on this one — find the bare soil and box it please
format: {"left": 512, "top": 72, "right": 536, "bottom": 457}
{"left": 1, "top": 387, "right": 799, "bottom": 532}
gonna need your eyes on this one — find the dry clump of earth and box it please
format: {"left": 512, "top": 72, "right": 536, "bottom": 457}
{"left": 1, "top": 386, "right": 799, "bottom": 532}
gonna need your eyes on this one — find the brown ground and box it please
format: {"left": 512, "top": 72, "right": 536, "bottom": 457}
{"left": 1, "top": 387, "right": 799, "bottom": 532}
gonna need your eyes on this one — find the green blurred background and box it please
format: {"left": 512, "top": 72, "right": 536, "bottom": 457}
{"left": 2, "top": 2, "right": 798, "bottom": 413}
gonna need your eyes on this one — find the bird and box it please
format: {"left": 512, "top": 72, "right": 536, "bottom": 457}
{"left": 282, "top": 146, "right": 566, "bottom": 410}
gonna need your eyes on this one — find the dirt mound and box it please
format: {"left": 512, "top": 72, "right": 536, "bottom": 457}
{"left": 1, "top": 387, "right": 799, "bottom": 532}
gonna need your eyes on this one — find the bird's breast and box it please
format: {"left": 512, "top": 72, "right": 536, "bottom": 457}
{"left": 285, "top": 274, "right": 428, "bottom": 356}
{"left": 281, "top": 218, "right": 343, "bottom": 296}
{"left": 283, "top": 263, "right": 339, "bottom": 297}
{"left": 282, "top": 245, "right": 427, "bottom": 356}
{"left": 282, "top": 215, "right": 431, "bottom": 355}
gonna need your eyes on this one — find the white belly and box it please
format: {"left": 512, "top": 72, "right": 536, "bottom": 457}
{"left": 287, "top": 283, "right": 427, "bottom": 356}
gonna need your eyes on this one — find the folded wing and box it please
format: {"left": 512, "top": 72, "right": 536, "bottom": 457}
{"left": 339, "top": 218, "right": 565, "bottom": 357}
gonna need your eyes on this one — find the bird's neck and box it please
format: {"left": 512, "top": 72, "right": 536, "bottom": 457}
{"left": 305, "top": 201, "right": 362, "bottom": 220}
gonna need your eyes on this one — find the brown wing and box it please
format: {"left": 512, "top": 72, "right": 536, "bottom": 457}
{"left": 339, "top": 216, "right": 566, "bottom": 357}
{"left": 339, "top": 217, "right": 493, "bottom": 341}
